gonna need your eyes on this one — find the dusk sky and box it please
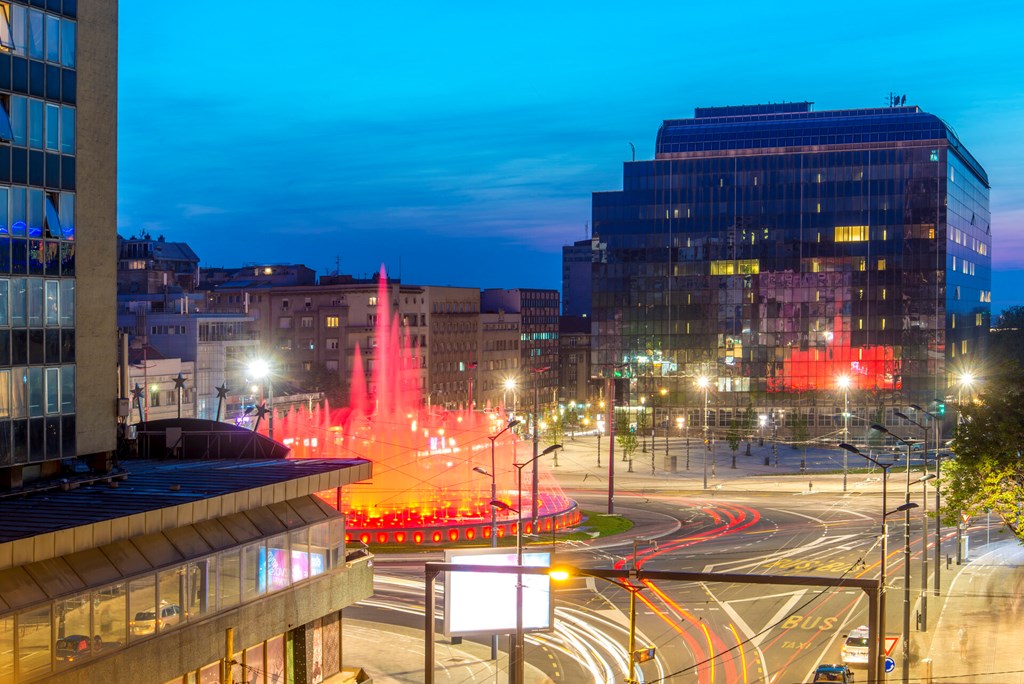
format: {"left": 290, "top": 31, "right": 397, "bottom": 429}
{"left": 119, "top": 2, "right": 1024, "bottom": 311}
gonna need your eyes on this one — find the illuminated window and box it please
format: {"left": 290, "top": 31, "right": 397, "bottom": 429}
{"left": 325, "top": 316, "right": 340, "bottom": 328}
{"left": 881, "top": 318, "right": 886, "bottom": 330}
{"left": 882, "top": 288, "right": 887, "bottom": 300}
{"left": 368, "top": 296, "right": 378, "bottom": 306}
{"left": 0, "top": 3, "right": 13, "bottom": 52}
{"left": 817, "top": 203, "right": 821, "bottom": 213}
{"left": 834, "top": 226, "right": 869, "bottom": 242}
{"left": 811, "top": 260, "right": 821, "bottom": 273}
{"left": 858, "top": 319, "right": 863, "bottom": 330}
{"left": 976, "top": 313, "right": 983, "bottom": 326}
{"left": 857, "top": 258, "right": 867, "bottom": 272}
{"left": 877, "top": 258, "right": 886, "bottom": 271}
{"left": 962, "top": 340, "right": 967, "bottom": 354}
{"left": 710, "top": 260, "right": 760, "bottom": 276}
{"left": 951, "top": 315, "right": 956, "bottom": 329}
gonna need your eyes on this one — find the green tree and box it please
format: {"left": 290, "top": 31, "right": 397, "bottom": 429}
{"left": 615, "top": 410, "right": 638, "bottom": 464}
{"left": 727, "top": 419, "right": 742, "bottom": 452}
{"left": 294, "top": 362, "right": 345, "bottom": 406}
{"left": 743, "top": 402, "right": 755, "bottom": 455}
{"left": 943, "top": 364, "right": 1024, "bottom": 542}
{"left": 791, "top": 412, "right": 809, "bottom": 449}
{"left": 544, "top": 409, "right": 566, "bottom": 447}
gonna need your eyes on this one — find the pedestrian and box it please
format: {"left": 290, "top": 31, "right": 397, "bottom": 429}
{"left": 957, "top": 623, "right": 969, "bottom": 660}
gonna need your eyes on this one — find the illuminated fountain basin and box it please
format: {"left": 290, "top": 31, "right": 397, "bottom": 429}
{"left": 256, "top": 271, "right": 579, "bottom": 546}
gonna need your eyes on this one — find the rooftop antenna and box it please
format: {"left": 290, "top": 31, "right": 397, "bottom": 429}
{"left": 629, "top": 142, "right": 636, "bottom": 162}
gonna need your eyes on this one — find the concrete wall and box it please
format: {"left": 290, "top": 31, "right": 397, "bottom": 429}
{"left": 74, "top": 0, "right": 119, "bottom": 458}
{"left": 40, "top": 557, "right": 374, "bottom": 684}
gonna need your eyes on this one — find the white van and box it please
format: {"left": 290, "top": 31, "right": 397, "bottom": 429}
{"left": 840, "top": 625, "right": 871, "bottom": 665}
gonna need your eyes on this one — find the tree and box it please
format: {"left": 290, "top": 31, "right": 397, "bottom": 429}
{"left": 727, "top": 418, "right": 741, "bottom": 468}
{"left": 743, "top": 402, "right": 755, "bottom": 456}
{"left": 942, "top": 364, "right": 1024, "bottom": 542}
{"left": 294, "top": 363, "right": 344, "bottom": 406}
{"left": 791, "top": 412, "right": 809, "bottom": 473}
{"left": 996, "top": 306, "right": 1024, "bottom": 328}
{"left": 544, "top": 409, "right": 566, "bottom": 447}
{"left": 615, "top": 410, "right": 638, "bottom": 466}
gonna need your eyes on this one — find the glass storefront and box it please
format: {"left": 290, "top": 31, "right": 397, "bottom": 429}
{"left": 0, "top": 518, "right": 343, "bottom": 682}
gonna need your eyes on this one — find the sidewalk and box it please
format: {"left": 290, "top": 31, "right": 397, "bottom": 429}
{"left": 919, "top": 539, "right": 1024, "bottom": 683}
{"left": 323, "top": 618, "right": 552, "bottom": 684}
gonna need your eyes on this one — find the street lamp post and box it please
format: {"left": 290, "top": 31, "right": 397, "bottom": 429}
{"left": 838, "top": 375, "right": 851, "bottom": 492}
{"left": 660, "top": 388, "right": 670, "bottom": 472}
{"left": 841, "top": 442, "right": 901, "bottom": 684}
{"left": 530, "top": 367, "right": 550, "bottom": 522}
{"left": 492, "top": 444, "right": 562, "bottom": 684}
{"left": 504, "top": 378, "right": 518, "bottom": 417}
{"left": 640, "top": 396, "right": 647, "bottom": 453}
{"left": 870, "top": 424, "right": 916, "bottom": 684}
{"left": 910, "top": 403, "right": 943, "bottom": 598}
{"left": 249, "top": 359, "right": 274, "bottom": 441}
{"left": 697, "top": 376, "right": 710, "bottom": 490}
{"left": 895, "top": 410, "right": 934, "bottom": 631}
{"left": 474, "top": 418, "right": 520, "bottom": 662}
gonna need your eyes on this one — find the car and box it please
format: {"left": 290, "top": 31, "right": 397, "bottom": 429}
{"left": 813, "top": 663, "right": 855, "bottom": 683}
{"left": 840, "top": 625, "right": 871, "bottom": 665}
{"left": 55, "top": 634, "right": 92, "bottom": 662}
{"left": 129, "top": 602, "right": 182, "bottom": 636}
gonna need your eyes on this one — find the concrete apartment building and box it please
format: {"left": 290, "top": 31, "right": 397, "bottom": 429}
{"left": 0, "top": 5, "right": 375, "bottom": 683}
{"left": 478, "top": 310, "right": 521, "bottom": 411}
{"left": 481, "top": 288, "right": 561, "bottom": 412}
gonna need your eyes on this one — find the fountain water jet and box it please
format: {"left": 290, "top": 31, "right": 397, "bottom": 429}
{"left": 255, "top": 269, "right": 579, "bottom": 545}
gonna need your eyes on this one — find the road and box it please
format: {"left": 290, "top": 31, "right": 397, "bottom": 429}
{"left": 347, "top": 435, "right": 989, "bottom": 683}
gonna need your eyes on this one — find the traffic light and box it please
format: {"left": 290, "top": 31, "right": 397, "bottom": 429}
{"left": 937, "top": 401, "right": 946, "bottom": 416}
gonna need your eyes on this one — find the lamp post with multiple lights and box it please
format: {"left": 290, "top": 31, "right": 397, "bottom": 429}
{"left": 840, "top": 441, "right": 903, "bottom": 684}
{"left": 490, "top": 443, "right": 562, "bottom": 684}
{"left": 894, "top": 409, "right": 936, "bottom": 630}
{"left": 909, "top": 402, "right": 943, "bottom": 597}
{"left": 869, "top": 423, "right": 920, "bottom": 684}
{"left": 472, "top": 419, "right": 519, "bottom": 662}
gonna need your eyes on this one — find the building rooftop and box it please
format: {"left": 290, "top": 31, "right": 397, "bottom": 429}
{"left": 0, "top": 457, "right": 370, "bottom": 566}
{"left": 654, "top": 103, "right": 988, "bottom": 187}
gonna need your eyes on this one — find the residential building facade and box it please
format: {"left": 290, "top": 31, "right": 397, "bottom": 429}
{"left": 481, "top": 288, "right": 560, "bottom": 411}
{"left": 591, "top": 103, "right": 990, "bottom": 435}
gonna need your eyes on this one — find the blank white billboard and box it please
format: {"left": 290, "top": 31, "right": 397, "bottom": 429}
{"left": 442, "top": 547, "right": 553, "bottom": 636}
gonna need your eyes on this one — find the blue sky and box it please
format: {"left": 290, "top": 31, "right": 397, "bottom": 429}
{"left": 118, "top": 1, "right": 1024, "bottom": 311}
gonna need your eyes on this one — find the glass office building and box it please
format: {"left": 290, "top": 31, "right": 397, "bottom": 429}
{"left": 591, "top": 103, "right": 990, "bottom": 433}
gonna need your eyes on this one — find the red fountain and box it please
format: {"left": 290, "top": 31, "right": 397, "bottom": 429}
{"left": 256, "top": 270, "right": 579, "bottom": 546}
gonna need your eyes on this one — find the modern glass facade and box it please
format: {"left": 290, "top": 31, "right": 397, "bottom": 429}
{"left": 0, "top": 1, "right": 78, "bottom": 464}
{"left": 591, "top": 103, "right": 990, "bottom": 430}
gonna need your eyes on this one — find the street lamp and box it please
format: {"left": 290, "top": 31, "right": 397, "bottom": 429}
{"left": 659, "top": 387, "right": 670, "bottom": 472}
{"left": 474, "top": 417, "right": 518, "bottom": 663}
{"left": 840, "top": 442, "right": 899, "bottom": 684}
{"left": 504, "top": 378, "right": 518, "bottom": 416}
{"left": 697, "top": 376, "right": 710, "bottom": 490}
{"left": 491, "top": 443, "right": 562, "bottom": 684}
{"left": 910, "top": 403, "right": 943, "bottom": 598}
{"left": 838, "top": 375, "right": 851, "bottom": 492}
{"left": 870, "top": 424, "right": 917, "bottom": 684}
{"left": 895, "top": 409, "right": 935, "bottom": 630}
{"left": 249, "top": 359, "right": 274, "bottom": 441}
{"left": 639, "top": 396, "right": 647, "bottom": 453}
{"left": 957, "top": 372, "right": 975, "bottom": 425}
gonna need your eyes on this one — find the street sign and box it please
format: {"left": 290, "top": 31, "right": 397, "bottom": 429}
{"left": 633, "top": 647, "right": 656, "bottom": 663}
{"left": 884, "top": 636, "right": 899, "bottom": 656}
{"left": 961, "top": 511, "right": 971, "bottom": 525}
{"left": 884, "top": 657, "right": 896, "bottom": 673}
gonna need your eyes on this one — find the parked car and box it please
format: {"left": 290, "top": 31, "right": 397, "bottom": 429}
{"left": 55, "top": 634, "right": 91, "bottom": 662}
{"left": 130, "top": 602, "right": 182, "bottom": 636}
{"left": 812, "top": 663, "right": 855, "bottom": 683}
{"left": 840, "top": 625, "right": 871, "bottom": 665}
